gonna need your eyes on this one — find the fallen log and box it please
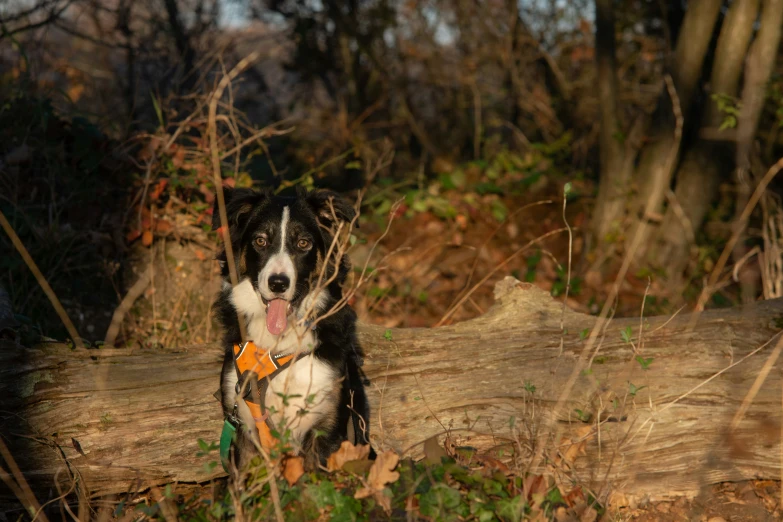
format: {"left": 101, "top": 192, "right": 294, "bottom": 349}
{"left": 2, "top": 278, "right": 783, "bottom": 506}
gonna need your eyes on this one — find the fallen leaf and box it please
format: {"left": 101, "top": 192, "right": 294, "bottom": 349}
{"left": 565, "top": 486, "right": 586, "bottom": 507}
{"left": 126, "top": 229, "right": 142, "bottom": 243}
{"left": 141, "top": 230, "right": 154, "bottom": 247}
{"left": 579, "top": 507, "right": 597, "bottom": 522}
{"left": 342, "top": 459, "right": 374, "bottom": 475}
{"left": 524, "top": 474, "right": 549, "bottom": 501}
{"left": 327, "top": 440, "right": 371, "bottom": 471}
{"left": 149, "top": 179, "right": 169, "bottom": 202}
{"left": 194, "top": 249, "right": 207, "bottom": 261}
{"left": 474, "top": 454, "right": 509, "bottom": 472}
{"left": 154, "top": 219, "right": 173, "bottom": 234}
{"left": 170, "top": 147, "right": 185, "bottom": 169}
{"left": 282, "top": 455, "right": 304, "bottom": 486}
{"left": 560, "top": 425, "right": 592, "bottom": 465}
{"left": 354, "top": 450, "right": 400, "bottom": 513}
{"left": 199, "top": 183, "right": 215, "bottom": 203}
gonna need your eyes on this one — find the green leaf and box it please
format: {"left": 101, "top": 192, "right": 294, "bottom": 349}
{"left": 496, "top": 495, "right": 525, "bottom": 522}
{"left": 574, "top": 409, "right": 591, "bottom": 422}
{"left": 635, "top": 355, "right": 654, "bottom": 370}
{"left": 150, "top": 93, "right": 164, "bottom": 128}
{"left": 450, "top": 168, "right": 466, "bottom": 188}
{"left": 628, "top": 382, "right": 646, "bottom": 397}
{"left": 579, "top": 328, "right": 590, "bottom": 341}
{"left": 620, "top": 326, "right": 633, "bottom": 344}
{"left": 490, "top": 199, "right": 508, "bottom": 222}
{"left": 384, "top": 329, "right": 393, "bottom": 342}
{"left": 545, "top": 486, "right": 565, "bottom": 506}
{"left": 439, "top": 172, "right": 457, "bottom": 190}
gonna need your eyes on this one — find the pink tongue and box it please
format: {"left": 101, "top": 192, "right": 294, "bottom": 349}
{"left": 266, "top": 299, "right": 288, "bottom": 335}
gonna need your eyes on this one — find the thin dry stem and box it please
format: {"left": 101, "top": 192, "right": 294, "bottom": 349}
{"left": 0, "top": 210, "right": 84, "bottom": 349}
{"left": 0, "top": 436, "right": 49, "bottom": 522}
{"left": 729, "top": 334, "right": 783, "bottom": 431}
{"left": 526, "top": 73, "right": 683, "bottom": 479}
{"left": 437, "top": 227, "right": 570, "bottom": 326}
{"left": 692, "top": 155, "right": 783, "bottom": 327}
{"left": 209, "top": 52, "right": 261, "bottom": 344}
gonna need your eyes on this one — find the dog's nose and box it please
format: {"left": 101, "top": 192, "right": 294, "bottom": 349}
{"left": 268, "top": 274, "right": 290, "bottom": 294}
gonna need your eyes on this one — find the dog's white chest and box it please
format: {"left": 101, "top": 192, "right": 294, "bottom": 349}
{"left": 265, "top": 354, "right": 339, "bottom": 444}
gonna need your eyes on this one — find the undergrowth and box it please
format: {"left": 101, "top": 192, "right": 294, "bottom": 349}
{"left": 0, "top": 82, "right": 129, "bottom": 343}
{"left": 131, "top": 442, "right": 601, "bottom": 522}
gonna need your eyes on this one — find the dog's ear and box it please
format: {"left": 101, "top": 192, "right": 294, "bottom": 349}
{"left": 211, "top": 187, "right": 266, "bottom": 232}
{"left": 305, "top": 189, "right": 357, "bottom": 229}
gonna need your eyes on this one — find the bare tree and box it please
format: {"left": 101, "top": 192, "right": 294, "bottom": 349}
{"left": 732, "top": 0, "right": 783, "bottom": 302}
{"left": 651, "top": 0, "right": 761, "bottom": 283}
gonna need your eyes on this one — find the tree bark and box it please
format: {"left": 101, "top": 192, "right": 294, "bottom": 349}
{"left": 651, "top": 0, "right": 760, "bottom": 280}
{"left": 162, "top": 0, "right": 196, "bottom": 93}
{"left": 624, "top": 0, "right": 722, "bottom": 262}
{"left": 3, "top": 279, "right": 783, "bottom": 506}
{"left": 591, "top": 0, "right": 627, "bottom": 248}
{"left": 733, "top": 0, "right": 783, "bottom": 303}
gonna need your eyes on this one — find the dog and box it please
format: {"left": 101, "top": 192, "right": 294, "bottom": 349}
{"left": 212, "top": 186, "right": 372, "bottom": 470}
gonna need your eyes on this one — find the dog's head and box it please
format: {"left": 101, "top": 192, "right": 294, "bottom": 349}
{"left": 213, "top": 187, "right": 356, "bottom": 334}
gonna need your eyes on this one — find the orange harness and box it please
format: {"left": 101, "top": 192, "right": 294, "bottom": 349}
{"left": 230, "top": 341, "right": 302, "bottom": 450}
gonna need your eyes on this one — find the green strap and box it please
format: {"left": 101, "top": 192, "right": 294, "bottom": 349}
{"left": 219, "top": 419, "right": 237, "bottom": 473}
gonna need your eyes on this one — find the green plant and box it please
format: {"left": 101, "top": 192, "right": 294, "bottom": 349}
{"left": 551, "top": 267, "right": 581, "bottom": 297}
{"left": 620, "top": 326, "right": 633, "bottom": 344}
{"left": 635, "top": 356, "right": 654, "bottom": 370}
{"left": 711, "top": 93, "right": 741, "bottom": 130}
{"left": 628, "top": 382, "right": 646, "bottom": 397}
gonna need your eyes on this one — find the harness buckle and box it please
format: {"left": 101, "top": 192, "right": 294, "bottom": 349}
{"left": 226, "top": 402, "right": 240, "bottom": 426}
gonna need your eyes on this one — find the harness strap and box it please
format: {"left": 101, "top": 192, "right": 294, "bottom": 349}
{"left": 219, "top": 419, "right": 236, "bottom": 471}
{"left": 220, "top": 341, "right": 305, "bottom": 471}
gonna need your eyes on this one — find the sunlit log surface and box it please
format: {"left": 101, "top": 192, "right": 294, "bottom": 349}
{"left": 2, "top": 278, "right": 782, "bottom": 504}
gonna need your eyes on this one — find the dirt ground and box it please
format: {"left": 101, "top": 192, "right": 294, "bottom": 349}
{"left": 613, "top": 480, "right": 781, "bottom": 521}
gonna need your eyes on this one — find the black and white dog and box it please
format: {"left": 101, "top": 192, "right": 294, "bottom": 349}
{"left": 213, "top": 186, "right": 372, "bottom": 469}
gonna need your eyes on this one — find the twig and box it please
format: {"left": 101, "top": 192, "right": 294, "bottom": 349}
{"left": 691, "top": 155, "right": 783, "bottom": 328}
{"left": 526, "top": 73, "right": 684, "bottom": 477}
{"left": 437, "top": 227, "right": 569, "bottom": 326}
{"left": 0, "top": 210, "right": 84, "bottom": 349}
{"left": 209, "top": 52, "right": 261, "bottom": 344}
{"left": 448, "top": 200, "right": 553, "bottom": 321}
{"left": 627, "top": 330, "right": 783, "bottom": 445}
{"left": 729, "top": 334, "right": 783, "bottom": 431}
{"left": 559, "top": 187, "right": 573, "bottom": 355}
{"left": 104, "top": 268, "right": 152, "bottom": 347}
{"left": 0, "top": 436, "right": 49, "bottom": 522}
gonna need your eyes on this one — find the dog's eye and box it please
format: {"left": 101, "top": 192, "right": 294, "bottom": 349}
{"left": 297, "top": 239, "right": 312, "bottom": 250}
{"left": 255, "top": 237, "right": 268, "bottom": 248}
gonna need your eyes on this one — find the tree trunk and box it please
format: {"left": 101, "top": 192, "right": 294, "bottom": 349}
{"left": 162, "top": 0, "right": 196, "bottom": 93}
{"left": 651, "top": 0, "right": 760, "bottom": 281}
{"left": 591, "top": 0, "right": 627, "bottom": 248}
{"left": 624, "top": 0, "right": 722, "bottom": 262}
{"left": 733, "top": 0, "right": 783, "bottom": 303}
{"left": 3, "top": 279, "right": 783, "bottom": 507}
